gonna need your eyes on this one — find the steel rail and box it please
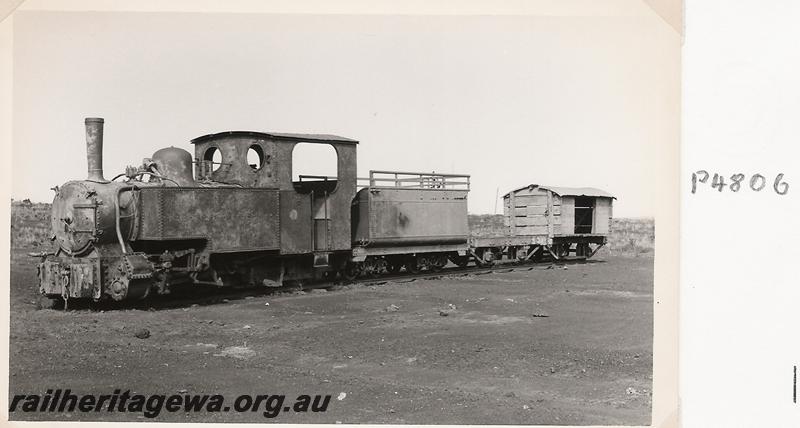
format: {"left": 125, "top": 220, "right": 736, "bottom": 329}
{"left": 75, "top": 257, "right": 599, "bottom": 311}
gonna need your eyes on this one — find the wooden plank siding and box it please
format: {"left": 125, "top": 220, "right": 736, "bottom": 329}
{"left": 503, "top": 187, "right": 560, "bottom": 237}
{"left": 514, "top": 225, "right": 550, "bottom": 235}
{"left": 593, "top": 197, "right": 612, "bottom": 234}
{"left": 560, "top": 196, "right": 575, "bottom": 235}
{"left": 514, "top": 216, "right": 549, "bottom": 226}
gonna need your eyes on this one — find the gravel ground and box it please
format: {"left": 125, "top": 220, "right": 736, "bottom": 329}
{"left": 9, "top": 250, "right": 653, "bottom": 424}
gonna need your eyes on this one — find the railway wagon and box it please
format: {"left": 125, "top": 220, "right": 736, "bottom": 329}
{"left": 470, "top": 184, "right": 614, "bottom": 263}
{"left": 349, "top": 171, "right": 472, "bottom": 276}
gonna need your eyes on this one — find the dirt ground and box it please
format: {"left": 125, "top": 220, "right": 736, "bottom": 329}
{"left": 8, "top": 249, "right": 653, "bottom": 424}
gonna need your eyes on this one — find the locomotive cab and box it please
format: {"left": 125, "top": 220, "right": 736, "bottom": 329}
{"left": 190, "top": 131, "right": 358, "bottom": 276}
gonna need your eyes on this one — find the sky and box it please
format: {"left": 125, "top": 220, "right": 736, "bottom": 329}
{"left": 9, "top": 4, "right": 679, "bottom": 216}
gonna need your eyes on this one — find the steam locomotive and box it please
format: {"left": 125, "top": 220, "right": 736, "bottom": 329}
{"left": 35, "top": 118, "right": 613, "bottom": 303}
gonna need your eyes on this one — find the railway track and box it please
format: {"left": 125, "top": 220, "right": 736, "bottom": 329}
{"left": 51, "top": 257, "right": 601, "bottom": 311}
{"left": 351, "top": 258, "right": 596, "bottom": 287}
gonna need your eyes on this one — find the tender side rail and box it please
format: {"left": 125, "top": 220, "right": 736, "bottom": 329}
{"left": 357, "top": 170, "right": 470, "bottom": 190}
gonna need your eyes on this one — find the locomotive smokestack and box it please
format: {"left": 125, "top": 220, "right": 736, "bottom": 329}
{"left": 85, "top": 117, "right": 106, "bottom": 181}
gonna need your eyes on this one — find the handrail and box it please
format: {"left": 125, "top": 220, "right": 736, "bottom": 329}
{"left": 368, "top": 169, "right": 471, "bottom": 179}
{"left": 357, "top": 170, "right": 470, "bottom": 190}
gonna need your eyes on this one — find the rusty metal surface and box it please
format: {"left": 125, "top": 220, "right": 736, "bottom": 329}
{"left": 271, "top": 140, "right": 356, "bottom": 254}
{"left": 191, "top": 130, "right": 358, "bottom": 145}
{"left": 38, "top": 260, "right": 64, "bottom": 297}
{"left": 85, "top": 118, "right": 106, "bottom": 182}
{"left": 136, "top": 187, "right": 280, "bottom": 252}
{"left": 189, "top": 133, "right": 356, "bottom": 255}
{"left": 280, "top": 190, "right": 312, "bottom": 254}
{"left": 50, "top": 180, "right": 139, "bottom": 256}
{"left": 39, "top": 258, "right": 101, "bottom": 299}
{"left": 327, "top": 144, "right": 357, "bottom": 250}
{"left": 151, "top": 147, "right": 195, "bottom": 186}
{"left": 352, "top": 187, "right": 469, "bottom": 246}
{"left": 69, "top": 263, "right": 97, "bottom": 298}
{"left": 193, "top": 136, "right": 280, "bottom": 188}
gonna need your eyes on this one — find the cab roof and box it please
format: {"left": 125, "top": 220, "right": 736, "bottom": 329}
{"left": 191, "top": 130, "right": 358, "bottom": 145}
